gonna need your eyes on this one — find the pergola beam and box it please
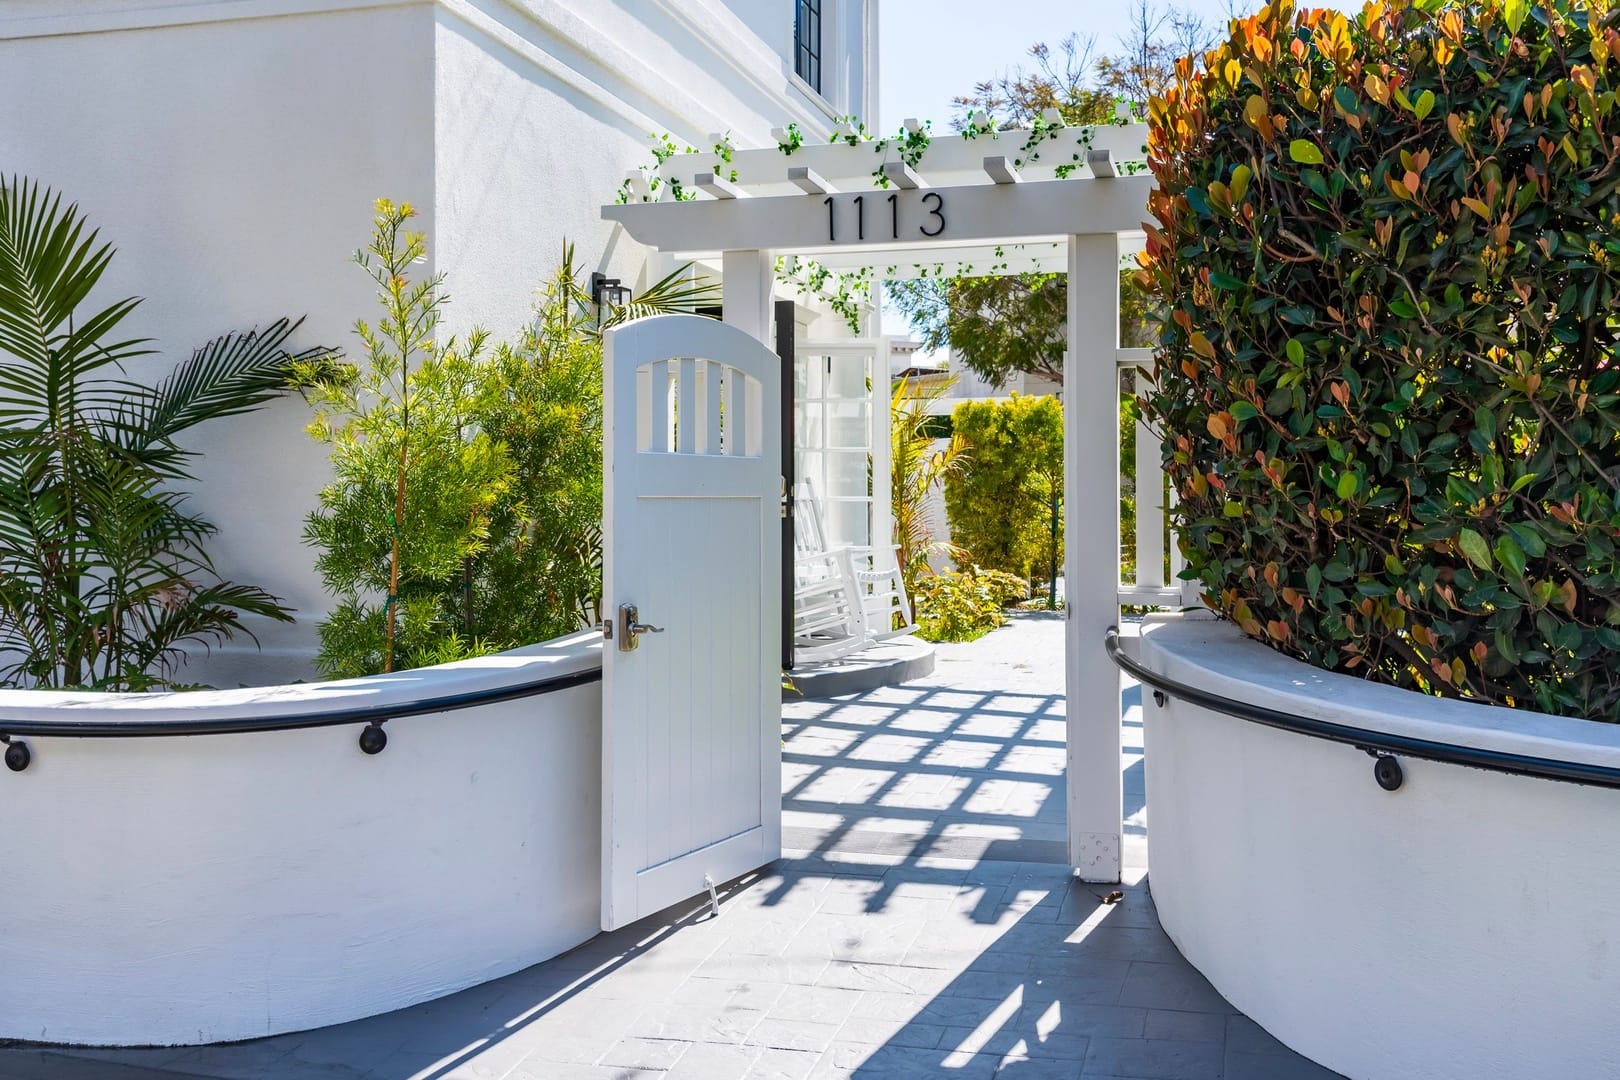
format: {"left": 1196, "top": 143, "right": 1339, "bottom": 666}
{"left": 605, "top": 176, "right": 1153, "bottom": 258}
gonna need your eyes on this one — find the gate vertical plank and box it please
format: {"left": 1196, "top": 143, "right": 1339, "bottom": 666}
{"left": 1066, "top": 233, "right": 1124, "bottom": 883}
{"left": 677, "top": 358, "right": 696, "bottom": 454}
{"left": 702, "top": 361, "right": 723, "bottom": 454}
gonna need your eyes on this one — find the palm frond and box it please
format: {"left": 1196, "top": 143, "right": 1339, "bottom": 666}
{"left": 598, "top": 257, "right": 720, "bottom": 331}
{"left": 0, "top": 175, "right": 152, "bottom": 378}
{"left": 111, "top": 317, "right": 335, "bottom": 465}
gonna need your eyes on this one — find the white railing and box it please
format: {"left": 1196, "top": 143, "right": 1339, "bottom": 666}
{"left": 1116, "top": 346, "right": 1193, "bottom": 609}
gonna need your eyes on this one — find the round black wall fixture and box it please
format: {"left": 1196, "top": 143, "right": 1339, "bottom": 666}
{"left": 358, "top": 725, "right": 388, "bottom": 755}
{"left": 4, "top": 740, "right": 31, "bottom": 773}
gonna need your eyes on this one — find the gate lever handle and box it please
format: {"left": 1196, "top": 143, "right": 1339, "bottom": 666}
{"left": 616, "top": 603, "right": 665, "bottom": 651}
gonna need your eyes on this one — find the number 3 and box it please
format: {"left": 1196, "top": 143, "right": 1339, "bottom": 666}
{"left": 919, "top": 192, "right": 945, "bottom": 237}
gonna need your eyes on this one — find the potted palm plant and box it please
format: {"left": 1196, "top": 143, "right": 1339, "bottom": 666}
{"left": 0, "top": 178, "right": 329, "bottom": 689}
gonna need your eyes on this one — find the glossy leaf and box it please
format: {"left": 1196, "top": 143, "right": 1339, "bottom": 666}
{"left": 1458, "top": 529, "right": 1492, "bottom": 570}
{"left": 1288, "top": 139, "right": 1325, "bottom": 164}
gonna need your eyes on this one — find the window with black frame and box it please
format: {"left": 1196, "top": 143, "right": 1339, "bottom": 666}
{"left": 794, "top": 0, "right": 822, "bottom": 94}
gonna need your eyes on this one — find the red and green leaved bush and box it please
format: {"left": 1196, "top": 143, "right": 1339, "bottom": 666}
{"left": 1138, "top": 0, "right": 1620, "bottom": 718}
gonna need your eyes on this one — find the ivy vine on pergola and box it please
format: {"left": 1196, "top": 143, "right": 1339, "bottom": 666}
{"left": 600, "top": 118, "right": 1185, "bottom": 885}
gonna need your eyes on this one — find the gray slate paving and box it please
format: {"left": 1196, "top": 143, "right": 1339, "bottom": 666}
{"left": 4, "top": 614, "right": 1342, "bottom": 1080}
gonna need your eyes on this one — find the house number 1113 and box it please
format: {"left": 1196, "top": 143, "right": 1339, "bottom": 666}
{"left": 823, "top": 191, "right": 945, "bottom": 243}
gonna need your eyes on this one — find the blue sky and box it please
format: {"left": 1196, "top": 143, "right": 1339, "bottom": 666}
{"left": 877, "top": 0, "right": 1363, "bottom": 130}
{"left": 874, "top": 0, "right": 1360, "bottom": 338}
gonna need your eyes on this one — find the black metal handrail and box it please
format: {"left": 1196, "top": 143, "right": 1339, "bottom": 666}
{"left": 1104, "top": 625, "right": 1620, "bottom": 792}
{"left": 0, "top": 665, "right": 603, "bottom": 772}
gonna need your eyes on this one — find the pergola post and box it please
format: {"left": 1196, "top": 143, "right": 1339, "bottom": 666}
{"left": 721, "top": 249, "right": 775, "bottom": 343}
{"left": 1065, "top": 232, "right": 1123, "bottom": 883}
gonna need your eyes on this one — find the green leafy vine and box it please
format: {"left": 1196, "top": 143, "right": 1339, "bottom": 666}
{"left": 711, "top": 131, "right": 739, "bottom": 183}
{"left": 774, "top": 122, "right": 805, "bottom": 155}
{"left": 830, "top": 116, "right": 872, "bottom": 146}
{"left": 615, "top": 133, "right": 700, "bottom": 204}
{"left": 775, "top": 256, "right": 873, "bottom": 335}
{"left": 872, "top": 120, "right": 933, "bottom": 188}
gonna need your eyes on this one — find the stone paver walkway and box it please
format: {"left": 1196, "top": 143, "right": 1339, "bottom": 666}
{"left": 5, "top": 614, "right": 1339, "bottom": 1079}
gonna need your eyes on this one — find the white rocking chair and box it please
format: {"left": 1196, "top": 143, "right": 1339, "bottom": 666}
{"left": 791, "top": 480, "right": 916, "bottom": 662}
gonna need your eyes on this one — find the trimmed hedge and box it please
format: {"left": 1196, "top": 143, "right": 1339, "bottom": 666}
{"left": 945, "top": 395, "right": 1064, "bottom": 583}
{"left": 1139, "top": 0, "right": 1620, "bottom": 719}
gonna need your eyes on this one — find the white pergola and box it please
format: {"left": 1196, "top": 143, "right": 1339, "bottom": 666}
{"left": 603, "top": 120, "right": 1185, "bottom": 883}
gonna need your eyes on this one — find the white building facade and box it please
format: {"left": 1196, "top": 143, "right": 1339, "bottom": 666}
{"left": 0, "top": 0, "right": 878, "bottom": 684}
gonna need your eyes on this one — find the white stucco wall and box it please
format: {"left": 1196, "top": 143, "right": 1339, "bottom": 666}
{"left": 0, "top": 0, "right": 872, "bottom": 686}
{"left": 0, "top": 631, "right": 603, "bottom": 1047}
{"left": 1136, "top": 614, "right": 1620, "bottom": 1080}
{"left": 0, "top": 2, "right": 437, "bottom": 687}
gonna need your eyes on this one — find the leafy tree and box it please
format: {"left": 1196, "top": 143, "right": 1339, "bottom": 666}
{"left": 300, "top": 201, "right": 512, "bottom": 677}
{"left": 466, "top": 248, "right": 612, "bottom": 642}
{"left": 1093, "top": 0, "right": 1228, "bottom": 116}
{"left": 944, "top": 395, "right": 1064, "bottom": 585}
{"left": 0, "top": 178, "right": 324, "bottom": 689}
{"left": 1120, "top": 389, "right": 1139, "bottom": 582}
{"left": 302, "top": 203, "right": 716, "bottom": 678}
{"left": 954, "top": 34, "right": 1119, "bottom": 132}
{"left": 887, "top": 9, "right": 1206, "bottom": 390}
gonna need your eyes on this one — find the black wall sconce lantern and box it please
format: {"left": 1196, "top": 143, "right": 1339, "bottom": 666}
{"left": 590, "top": 272, "right": 631, "bottom": 322}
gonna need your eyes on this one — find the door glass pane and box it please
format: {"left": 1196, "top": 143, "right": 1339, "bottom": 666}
{"left": 827, "top": 402, "right": 869, "bottom": 448}
{"left": 823, "top": 451, "right": 870, "bottom": 497}
{"left": 825, "top": 500, "right": 870, "bottom": 549}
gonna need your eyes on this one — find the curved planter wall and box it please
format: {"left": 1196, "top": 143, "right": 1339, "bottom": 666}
{"left": 1136, "top": 615, "right": 1620, "bottom": 1080}
{"left": 0, "top": 632, "right": 603, "bottom": 1047}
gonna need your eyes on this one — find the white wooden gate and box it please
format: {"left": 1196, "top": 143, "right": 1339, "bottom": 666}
{"left": 601, "top": 314, "right": 782, "bottom": 931}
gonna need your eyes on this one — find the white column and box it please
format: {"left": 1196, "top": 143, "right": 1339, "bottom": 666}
{"left": 1066, "top": 233, "right": 1123, "bottom": 882}
{"left": 870, "top": 335, "right": 894, "bottom": 563}
{"left": 722, "top": 249, "right": 774, "bottom": 344}
{"left": 1134, "top": 369, "right": 1165, "bottom": 590}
